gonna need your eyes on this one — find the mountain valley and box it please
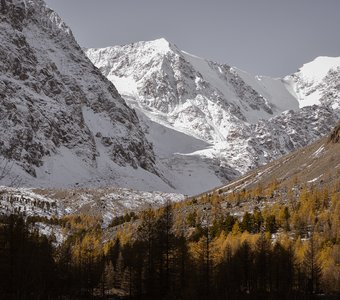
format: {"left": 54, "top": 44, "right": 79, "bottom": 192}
{"left": 0, "top": 1, "right": 340, "bottom": 298}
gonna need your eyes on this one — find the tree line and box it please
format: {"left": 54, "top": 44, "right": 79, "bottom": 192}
{"left": 0, "top": 212, "right": 337, "bottom": 298}
{"left": 0, "top": 181, "right": 339, "bottom": 299}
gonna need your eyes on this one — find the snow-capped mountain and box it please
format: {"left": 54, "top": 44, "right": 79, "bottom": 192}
{"left": 284, "top": 56, "right": 340, "bottom": 108}
{"left": 86, "top": 38, "right": 301, "bottom": 143}
{"left": 0, "top": 0, "right": 177, "bottom": 191}
{"left": 1, "top": 0, "right": 339, "bottom": 196}
{"left": 86, "top": 39, "right": 340, "bottom": 193}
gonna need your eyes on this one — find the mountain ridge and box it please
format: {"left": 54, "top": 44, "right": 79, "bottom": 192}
{"left": 85, "top": 38, "right": 340, "bottom": 194}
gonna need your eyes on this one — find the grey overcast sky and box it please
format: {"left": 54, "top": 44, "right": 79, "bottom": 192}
{"left": 44, "top": 0, "right": 340, "bottom": 77}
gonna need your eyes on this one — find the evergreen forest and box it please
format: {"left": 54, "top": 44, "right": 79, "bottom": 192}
{"left": 0, "top": 181, "right": 339, "bottom": 299}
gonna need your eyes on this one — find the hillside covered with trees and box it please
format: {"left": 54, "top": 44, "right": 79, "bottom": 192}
{"left": 0, "top": 177, "right": 339, "bottom": 299}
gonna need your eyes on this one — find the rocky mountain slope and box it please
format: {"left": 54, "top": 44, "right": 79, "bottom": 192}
{"left": 0, "top": 0, "right": 175, "bottom": 191}
{"left": 0, "top": 185, "right": 184, "bottom": 228}
{"left": 218, "top": 122, "right": 340, "bottom": 194}
{"left": 86, "top": 39, "right": 340, "bottom": 193}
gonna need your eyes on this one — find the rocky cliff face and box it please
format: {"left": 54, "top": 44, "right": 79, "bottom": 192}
{"left": 0, "top": 0, "right": 159, "bottom": 187}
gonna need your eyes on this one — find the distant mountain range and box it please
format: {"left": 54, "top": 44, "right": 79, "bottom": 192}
{"left": 85, "top": 39, "right": 340, "bottom": 194}
{"left": 0, "top": 0, "right": 339, "bottom": 196}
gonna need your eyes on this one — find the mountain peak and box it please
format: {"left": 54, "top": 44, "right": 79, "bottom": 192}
{"left": 139, "top": 37, "right": 178, "bottom": 54}
{"left": 296, "top": 56, "right": 340, "bottom": 83}
{"left": 149, "top": 37, "right": 171, "bottom": 46}
{"left": 1, "top": 0, "right": 73, "bottom": 38}
{"left": 284, "top": 55, "right": 340, "bottom": 108}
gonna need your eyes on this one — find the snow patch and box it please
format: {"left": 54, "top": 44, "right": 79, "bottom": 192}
{"left": 297, "top": 56, "right": 340, "bottom": 83}
{"left": 312, "top": 145, "right": 324, "bottom": 158}
{"left": 307, "top": 175, "right": 323, "bottom": 183}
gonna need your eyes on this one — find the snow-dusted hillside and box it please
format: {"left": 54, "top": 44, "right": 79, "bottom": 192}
{"left": 86, "top": 39, "right": 340, "bottom": 192}
{"left": 0, "top": 186, "right": 184, "bottom": 227}
{"left": 0, "top": 0, "right": 177, "bottom": 192}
